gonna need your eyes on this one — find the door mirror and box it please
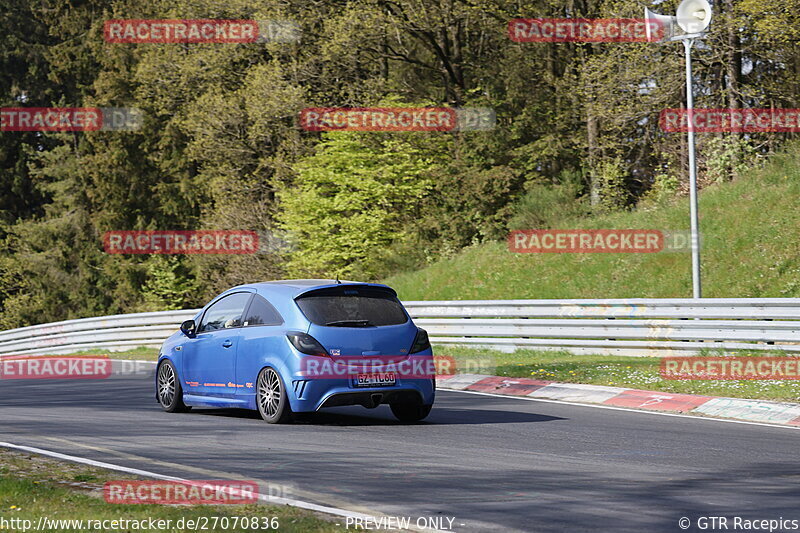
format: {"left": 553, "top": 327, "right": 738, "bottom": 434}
{"left": 180, "top": 319, "right": 197, "bottom": 338}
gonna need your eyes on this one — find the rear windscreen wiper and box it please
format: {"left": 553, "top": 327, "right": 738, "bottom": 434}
{"left": 325, "top": 320, "right": 373, "bottom": 327}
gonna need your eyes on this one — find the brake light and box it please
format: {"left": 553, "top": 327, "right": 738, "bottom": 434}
{"left": 286, "top": 332, "right": 329, "bottom": 356}
{"left": 409, "top": 328, "right": 431, "bottom": 354}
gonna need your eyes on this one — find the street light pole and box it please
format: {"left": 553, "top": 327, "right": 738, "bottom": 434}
{"left": 646, "top": 0, "right": 711, "bottom": 298}
{"left": 683, "top": 37, "right": 702, "bottom": 298}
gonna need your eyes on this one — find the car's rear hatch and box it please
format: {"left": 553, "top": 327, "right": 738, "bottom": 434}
{"left": 296, "top": 284, "right": 417, "bottom": 360}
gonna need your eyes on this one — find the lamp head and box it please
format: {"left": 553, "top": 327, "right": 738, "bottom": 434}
{"left": 676, "top": 0, "right": 712, "bottom": 33}
{"left": 644, "top": 7, "right": 676, "bottom": 42}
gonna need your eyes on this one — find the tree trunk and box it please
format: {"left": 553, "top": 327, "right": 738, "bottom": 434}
{"left": 588, "top": 110, "right": 600, "bottom": 206}
{"left": 725, "top": 0, "right": 742, "bottom": 111}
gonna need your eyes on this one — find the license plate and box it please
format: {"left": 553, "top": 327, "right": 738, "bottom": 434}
{"left": 354, "top": 372, "right": 396, "bottom": 387}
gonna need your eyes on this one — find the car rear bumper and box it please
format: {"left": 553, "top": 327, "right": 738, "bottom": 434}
{"left": 317, "top": 388, "right": 427, "bottom": 410}
{"left": 288, "top": 377, "right": 435, "bottom": 412}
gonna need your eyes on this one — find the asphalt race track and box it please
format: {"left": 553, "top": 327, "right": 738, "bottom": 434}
{"left": 1, "top": 371, "right": 799, "bottom": 532}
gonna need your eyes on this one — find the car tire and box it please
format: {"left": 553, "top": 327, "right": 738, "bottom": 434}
{"left": 256, "top": 367, "right": 293, "bottom": 424}
{"left": 157, "top": 360, "right": 190, "bottom": 413}
{"left": 390, "top": 403, "right": 432, "bottom": 423}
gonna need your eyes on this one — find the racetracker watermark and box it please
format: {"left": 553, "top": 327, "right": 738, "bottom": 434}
{"left": 104, "top": 19, "right": 300, "bottom": 43}
{"left": 661, "top": 357, "right": 800, "bottom": 380}
{"left": 0, "top": 356, "right": 111, "bottom": 380}
{"left": 508, "top": 18, "right": 664, "bottom": 42}
{"left": 104, "top": 480, "right": 258, "bottom": 505}
{"left": 660, "top": 108, "right": 800, "bottom": 132}
{"left": 300, "top": 355, "right": 495, "bottom": 379}
{"left": 508, "top": 229, "right": 694, "bottom": 253}
{"left": 1, "top": 107, "right": 142, "bottom": 132}
{"left": 103, "top": 230, "right": 259, "bottom": 254}
{"left": 299, "top": 107, "right": 495, "bottom": 132}
{"left": 302, "top": 355, "right": 443, "bottom": 379}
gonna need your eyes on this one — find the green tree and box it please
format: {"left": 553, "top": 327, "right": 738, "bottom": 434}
{"left": 278, "top": 130, "right": 445, "bottom": 279}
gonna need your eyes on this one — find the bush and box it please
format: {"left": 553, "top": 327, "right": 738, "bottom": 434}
{"left": 703, "top": 136, "right": 757, "bottom": 183}
{"left": 508, "top": 175, "right": 588, "bottom": 230}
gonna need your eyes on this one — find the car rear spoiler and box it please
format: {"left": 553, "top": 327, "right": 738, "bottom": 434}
{"left": 293, "top": 282, "right": 398, "bottom": 299}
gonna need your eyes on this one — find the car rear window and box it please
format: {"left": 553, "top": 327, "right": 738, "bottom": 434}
{"left": 295, "top": 286, "right": 408, "bottom": 327}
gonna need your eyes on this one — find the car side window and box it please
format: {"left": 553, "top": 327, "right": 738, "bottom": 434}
{"left": 243, "top": 295, "right": 283, "bottom": 326}
{"left": 199, "top": 292, "right": 252, "bottom": 332}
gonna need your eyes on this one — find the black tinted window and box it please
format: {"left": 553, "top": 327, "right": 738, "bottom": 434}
{"left": 296, "top": 287, "right": 408, "bottom": 327}
{"left": 244, "top": 295, "right": 283, "bottom": 326}
{"left": 199, "top": 292, "right": 252, "bottom": 332}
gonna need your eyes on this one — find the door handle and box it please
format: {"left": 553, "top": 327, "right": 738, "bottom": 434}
{"left": 222, "top": 340, "right": 233, "bottom": 348}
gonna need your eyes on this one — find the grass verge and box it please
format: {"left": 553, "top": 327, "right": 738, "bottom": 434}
{"left": 0, "top": 449, "right": 340, "bottom": 532}
{"left": 385, "top": 144, "right": 800, "bottom": 300}
{"left": 56, "top": 347, "right": 160, "bottom": 361}
{"left": 443, "top": 345, "right": 800, "bottom": 403}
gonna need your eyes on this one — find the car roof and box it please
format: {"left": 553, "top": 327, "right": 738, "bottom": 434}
{"left": 228, "top": 279, "right": 398, "bottom": 300}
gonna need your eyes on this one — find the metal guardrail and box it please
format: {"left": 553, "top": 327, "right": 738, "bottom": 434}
{"left": 0, "top": 310, "right": 200, "bottom": 356}
{"left": 1, "top": 299, "right": 799, "bottom": 357}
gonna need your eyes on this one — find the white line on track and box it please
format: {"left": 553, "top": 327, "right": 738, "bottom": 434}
{"left": 0, "top": 441, "right": 449, "bottom": 532}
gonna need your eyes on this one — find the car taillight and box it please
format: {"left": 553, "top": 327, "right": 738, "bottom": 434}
{"left": 409, "top": 328, "right": 431, "bottom": 354}
{"left": 287, "top": 332, "right": 329, "bottom": 356}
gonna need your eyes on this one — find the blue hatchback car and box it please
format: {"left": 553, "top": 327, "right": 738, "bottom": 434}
{"left": 156, "top": 280, "right": 435, "bottom": 423}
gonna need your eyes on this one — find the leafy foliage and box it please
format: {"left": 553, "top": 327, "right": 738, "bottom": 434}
{"left": 0, "top": 0, "right": 796, "bottom": 325}
{"left": 278, "top": 130, "right": 443, "bottom": 279}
